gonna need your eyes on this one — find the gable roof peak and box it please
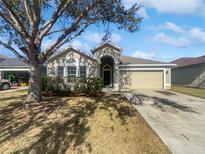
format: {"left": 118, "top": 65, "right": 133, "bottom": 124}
{"left": 91, "top": 42, "right": 122, "bottom": 53}
{"left": 47, "top": 45, "right": 96, "bottom": 63}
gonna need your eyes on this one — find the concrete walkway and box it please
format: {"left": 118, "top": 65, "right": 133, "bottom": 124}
{"left": 0, "top": 87, "right": 28, "bottom": 94}
{"left": 124, "top": 90, "right": 205, "bottom": 154}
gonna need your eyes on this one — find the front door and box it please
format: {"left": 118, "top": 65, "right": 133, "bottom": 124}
{"left": 104, "top": 70, "right": 111, "bottom": 86}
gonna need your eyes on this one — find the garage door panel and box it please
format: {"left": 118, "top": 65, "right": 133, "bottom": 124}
{"left": 120, "top": 70, "right": 164, "bottom": 89}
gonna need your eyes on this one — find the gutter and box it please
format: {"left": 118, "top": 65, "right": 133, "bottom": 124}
{"left": 0, "top": 68, "right": 30, "bottom": 71}
{"left": 119, "top": 64, "right": 177, "bottom": 67}
{"left": 0, "top": 66, "right": 30, "bottom": 68}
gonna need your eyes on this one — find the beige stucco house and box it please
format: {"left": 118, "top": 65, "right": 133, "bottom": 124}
{"left": 47, "top": 43, "right": 175, "bottom": 91}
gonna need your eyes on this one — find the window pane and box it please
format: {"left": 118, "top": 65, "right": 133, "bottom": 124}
{"left": 80, "top": 66, "right": 86, "bottom": 74}
{"left": 67, "top": 66, "right": 71, "bottom": 72}
{"left": 80, "top": 66, "right": 86, "bottom": 80}
{"left": 71, "top": 66, "right": 76, "bottom": 74}
{"left": 58, "top": 66, "right": 64, "bottom": 76}
{"left": 67, "top": 66, "right": 76, "bottom": 83}
{"left": 67, "top": 66, "right": 76, "bottom": 75}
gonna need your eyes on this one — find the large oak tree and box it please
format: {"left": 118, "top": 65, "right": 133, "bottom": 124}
{"left": 0, "top": 0, "right": 142, "bottom": 102}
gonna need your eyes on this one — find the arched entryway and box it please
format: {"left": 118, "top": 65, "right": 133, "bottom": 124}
{"left": 100, "top": 55, "right": 114, "bottom": 87}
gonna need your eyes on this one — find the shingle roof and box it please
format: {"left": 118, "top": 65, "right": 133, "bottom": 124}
{"left": 0, "top": 54, "right": 8, "bottom": 59}
{"left": 119, "top": 56, "right": 167, "bottom": 65}
{"left": 0, "top": 54, "right": 8, "bottom": 62}
{"left": 0, "top": 58, "right": 5, "bottom": 62}
{"left": 0, "top": 58, "right": 29, "bottom": 67}
{"left": 171, "top": 55, "right": 205, "bottom": 68}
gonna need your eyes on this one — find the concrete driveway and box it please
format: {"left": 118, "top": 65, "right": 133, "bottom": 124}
{"left": 124, "top": 90, "right": 205, "bottom": 154}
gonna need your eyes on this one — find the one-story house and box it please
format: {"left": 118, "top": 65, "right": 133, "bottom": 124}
{"left": 171, "top": 55, "right": 205, "bottom": 88}
{"left": 0, "top": 43, "right": 175, "bottom": 90}
{"left": 47, "top": 43, "right": 175, "bottom": 90}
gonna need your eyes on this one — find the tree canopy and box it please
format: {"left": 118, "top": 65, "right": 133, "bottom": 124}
{"left": 0, "top": 0, "right": 142, "bottom": 65}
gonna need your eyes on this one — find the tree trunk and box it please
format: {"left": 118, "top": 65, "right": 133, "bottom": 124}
{"left": 26, "top": 63, "right": 42, "bottom": 102}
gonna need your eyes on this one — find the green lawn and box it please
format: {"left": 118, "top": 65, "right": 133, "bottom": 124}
{"left": 0, "top": 90, "right": 170, "bottom": 154}
{"left": 171, "top": 85, "right": 205, "bottom": 99}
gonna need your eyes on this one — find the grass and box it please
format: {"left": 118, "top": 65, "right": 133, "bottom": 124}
{"left": 0, "top": 90, "right": 170, "bottom": 154}
{"left": 171, "top": 85, "right": 205, "bottom": 99}
{"left": 0, "top": 89, "right": 27, "bottom": 108}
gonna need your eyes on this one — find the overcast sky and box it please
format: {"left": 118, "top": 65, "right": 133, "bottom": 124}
{"left": 1, "top": 0, "right": 205, "bottom": 62}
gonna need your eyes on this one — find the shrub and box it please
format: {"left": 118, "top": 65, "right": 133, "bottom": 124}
{"left": 50, "top": 77, "right": 71, "bottom": 96}
{"left": 42, "top": 76, "right": 103, "bottom": 96}
{"left": 41, "top": 76, "right": 53, "bottom": 91}
{"left": 87, "top": 77, "right": 103, "bottom": 96}
{"left": 41, "top": 76, "right": 71, "bottom": 96}
{"left": 74, "top": 78, "right": 87, "bottom": 93}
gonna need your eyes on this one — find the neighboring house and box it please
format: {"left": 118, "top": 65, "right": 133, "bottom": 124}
{"left": 0, "top": 58, "right": 30, "bottom": 84}
{"left": 0, "top": 43, "right": 175, "bottom": 90}
{"left": 0, "top": 56, "right": 47, "bottom": 84}
{"left": 171, "top": 55, "right": 205, "bottom": 88}
{"left": 47, "top": 43, "right": 175, "bottom": 90}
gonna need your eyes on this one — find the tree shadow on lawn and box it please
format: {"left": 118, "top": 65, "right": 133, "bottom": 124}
{"left": 99, "top": 95, "right": 136, "bottom": 124}
{"left": 0, "top": 94, "right": 135, "bottom": 153}
{"left": 133, "top": 94, "right": 199, "bottom": 113}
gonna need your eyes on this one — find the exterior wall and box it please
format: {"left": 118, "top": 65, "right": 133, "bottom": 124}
{"left": 47, "top": 49, "right": 97, "bottom": 79}
{"left": 172, "top": 63, "right": 205, "bottom": 88}
{"left": 165, "top": 68, "right": 171, "bottom": 89}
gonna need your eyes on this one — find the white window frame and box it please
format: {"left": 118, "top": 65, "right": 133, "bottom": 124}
{"left": 66, "top": 58, "right": 77, "bottom": 83}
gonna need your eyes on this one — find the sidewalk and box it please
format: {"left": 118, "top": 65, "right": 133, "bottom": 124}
{"left": 0, "top": 87, "right": 28, "bottom": 94}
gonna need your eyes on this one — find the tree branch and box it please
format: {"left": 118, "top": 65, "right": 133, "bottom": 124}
{"left": 0, "top": 40, "right": 29, "bottom": 64}
{"left": 45, "top": 29, "right": 65, "bottom": 37}
{"left": 38, "top": 0, "right": 71, "bottom": 40}
{"left": 43, "top": 16, "right": 83, "bottom": 57}
{"left": 42, "top": 19, "right": 96, "bottom": 63}
{"left": 1, "top": 0, "right": 30, "bottom": 39}
{"left": 0, "top": 11, "right": 17, "bottom": 29}
{"left": 23, "top": 0, "right": 33, "bottom": 27}
{"left": 43, "top": 3, "right": 96, "bottom": 60}
{"left": 32, "top": 0, "right": 41, "bottom": 40}
{"left": 56, "top": 20, "right": 95, "bottom": 50}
